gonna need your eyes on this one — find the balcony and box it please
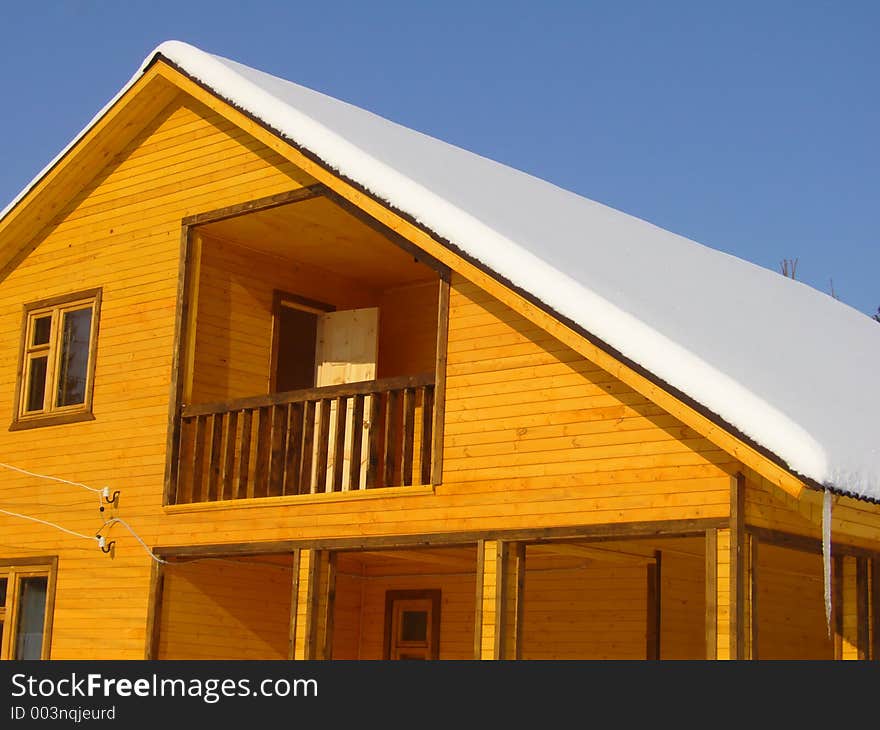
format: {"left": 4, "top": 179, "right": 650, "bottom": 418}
{"left": 172, "top": 373, "right": 436, "bottom": 504}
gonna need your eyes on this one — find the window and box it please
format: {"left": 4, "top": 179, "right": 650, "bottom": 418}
{"left": 383, "top": 589, "right": 441, "bottom": 659}
{"left": 12, "top": 289, "right": 101, "bottom": 430}
{"left": 0, "top": 560, "right": 56, "bottom": 660}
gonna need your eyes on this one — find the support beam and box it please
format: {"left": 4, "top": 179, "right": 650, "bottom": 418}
{"left": 646, "top": 550, "right": 661, "bottom": 660}
{"left": 835, "top": 554, "right": 869, "bottom": 660}
{"left": 144, "top": 560, "right": 165, "bottom": 660}
{"left": 474, "top": 540, "right": 524, "bottom": 659}
{"left": 730, "top": 472, "right": 747, "bottom": 659}
{"left": 873, "top": 558, "right": 880, "bottom": 661}
{"left": 705, "top": 528, "right": 717, "bottom": 660}
{"left": 290, "top": 549, "right": 336, "bottom": 660}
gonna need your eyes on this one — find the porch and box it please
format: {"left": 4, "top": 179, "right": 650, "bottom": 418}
{"left": 149, "top": 522, "right": 867, "bottom": 659}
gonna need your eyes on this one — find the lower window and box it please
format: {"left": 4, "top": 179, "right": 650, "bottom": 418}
{"left": 383, "top": 589, "right": 441, "bottom": 660}
{"left": 0, "top": 560, "right": 56, "bottom": 660}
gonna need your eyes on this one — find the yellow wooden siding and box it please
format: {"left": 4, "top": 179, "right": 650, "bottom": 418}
{"left": 755, "top": 543, "right": 833, "bottom": 659}
{"left": 153, "top": 271, "right": 734, "bottom": 549}
{"left": 157, "top": 558, "right": 291, "bottom": 659}
{"left": 331, "top": 569, "right": 475, "bottom": 660}
{"left": 330, "top": 571, "right": 362, "bottom": 659}
{"left": 0, "top": 92, "right": 316, "bottom": 658}
{"left": 377, "top": 280, "right": 439, "bottom": 378}
{"left": 659, "top": 547, "right": 705, "bottom": 659}
{"left": 522, "top": 560, "right": 647, "bottom": 659}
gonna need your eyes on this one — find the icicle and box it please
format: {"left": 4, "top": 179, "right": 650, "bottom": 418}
{"left": 822, "top": 488, "right": 833, "bottom": 637}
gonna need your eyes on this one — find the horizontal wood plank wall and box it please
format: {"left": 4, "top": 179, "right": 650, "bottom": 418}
{"left": 190, "top": 236, "right": 379, "bottom": 405}
{"left": 0, "top": 91, "right": 317, "bottom": 658}
{"left": 377, "top": 280, "right": 439, "bottom": 379}
{"left": 442, "top": 276, "right": 735, "bottom": 524}
{"left": 330, "top": 571, "right": 363, "bottom": 659}
{"left": 745, "top": 468, "right": 880, "bottom": 552}
{"left": 157, "top": 557, "right": 291, "bottom": 659}
{"left": 333, "top": 568, "right": 475, "bottom": 660}
{"left": 755, "top": 543, "right": 833, "bottom": 659}
{"left": 521, "top": 557, "right": 647, "bottom": 659}
{"left": 659, "top": 544, "right": 705, "bottom": 659}
{"left": 154, "top": 271, "right": 735, "bottom": 547}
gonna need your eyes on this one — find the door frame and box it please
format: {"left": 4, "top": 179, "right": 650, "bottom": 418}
{"left": 383, "top": 589, "right": 441, "bottom": 660}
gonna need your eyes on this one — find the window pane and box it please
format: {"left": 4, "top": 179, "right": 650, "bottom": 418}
{"left": 14, "top": 577, "right": 47, "bottom": 660}
{"left": 400, "top": 610, "right": 428, "bottom": 642}
{"left": 32, "top": 316, "right": 51, "bottom": 346}
{"left": 26, "top": 356, "right": 48, "bottom": 412}
{"left": 56, "top": 307, "right": 92, "bottom": 407}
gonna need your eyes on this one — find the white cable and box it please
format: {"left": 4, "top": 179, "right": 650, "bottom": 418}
{"left": 101, "top": 517, "right": 168, "bottom": 564}
{"left": 0, "top": 461, "right": 103, "bottom": 494}
{"left": 0, "top": 506, "right": 98, "bottom": 543}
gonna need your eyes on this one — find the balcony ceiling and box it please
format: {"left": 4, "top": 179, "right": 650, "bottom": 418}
{"left": 197, "top": 193, "right": 437, "bottom": 289}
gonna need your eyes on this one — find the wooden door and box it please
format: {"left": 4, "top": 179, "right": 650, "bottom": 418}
{"left": 314, "top": 308, "right": 378, "bottom": 490}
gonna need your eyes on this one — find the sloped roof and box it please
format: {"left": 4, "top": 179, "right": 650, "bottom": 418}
{"left": 3, "top": 41, "right": 879, "bottom": 500}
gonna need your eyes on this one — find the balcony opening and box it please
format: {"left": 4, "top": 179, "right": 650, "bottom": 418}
{"left": 169, "top": 189, "right": 447, "bottom": 505}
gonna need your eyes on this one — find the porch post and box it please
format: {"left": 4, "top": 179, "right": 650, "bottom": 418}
{"left": 474, "top": 540, "right": 524, "bottom": 659}
{"left": 289, "top": 549, "right": 336, "bottom": 660}
{"left": 834, "top": 555, "right": 869, "bottom": 659}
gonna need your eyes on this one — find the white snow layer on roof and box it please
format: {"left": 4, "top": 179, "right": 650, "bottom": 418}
{"left": 4, "top": 41, "right": 879, "bottom": 499}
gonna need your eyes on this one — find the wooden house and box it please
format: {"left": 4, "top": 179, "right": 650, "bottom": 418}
{"left": 0, "top": 41, "right": 878, "bottom": 661}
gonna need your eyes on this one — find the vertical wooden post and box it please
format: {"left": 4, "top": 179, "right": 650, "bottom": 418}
{"left": 856, "top": 557, "right": 869, "bottom": 660}
{"left": 750, "top": 535, "right": 759, "bottom": 660}
{"left": 474, "top": 539, "right": 499, "bottom": 659}
{"left": 144, "top": 559, "right": 165, "bottom": 660}
{"left": 288, "top": 549, "right": 301, "bottom": 660}
{"left": 729, "top": 472, "right": 747, "bottom": 659}
{"left": 431, "top": 275, "right": 450, "bottom": 486}
{"left": 497, "top": 542, "right": 525, "bottom": 660}
{"left": 835, "top": 554, "right": 868, "bottom": 660}
{"left": 716, "top": 528, "right": 732, "bottom": 659}
{"left": 872, "top": 558, "right": 880, "bottom": 661}
{"left": 705, "top": 528, "right": 717, "bottom": 659}
{"left": 291, "top": 548, "right": 314, "bottom": 660}
{"left": 646, "top": 551, "right": 661, "bottom": 660}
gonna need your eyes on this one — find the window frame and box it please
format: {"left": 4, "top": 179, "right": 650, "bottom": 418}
{"left": 11, "top": 289, "right": 102, "bottom": 431}
{"left": 0, "top": 557, "right": 58, "bottom": 660}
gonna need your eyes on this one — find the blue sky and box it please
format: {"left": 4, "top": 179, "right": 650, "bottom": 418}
{"left": 2, "top": 1, "right": 877, "bottom": 317}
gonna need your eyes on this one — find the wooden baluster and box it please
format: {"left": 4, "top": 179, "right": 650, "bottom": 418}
{"left": 236, "top": 409, "right": 253, "bottom": 500}
{"left": 206, "top": 412, "right": 223, "bottom": 502}
{"left": 254, "top": 406, "right": 272, "bottom": 498}
{"left": 221, "top": 410, "right": 238, "bottom": 501}
{"left": 191, "top": 414, "right": 207, "bottom": 503}
{"left": 382, "top": 390, "right": 399, "bottom": 487}
{"left": 348, "top": 394, "right": 365, "bottom": 491}
{"left": 332, "top": 396, "right": 347, "bottom": 492}
{"left": 402, "top": 387, "right": 416, "bottom": 486}
{"left": 366, "top": 393, "right": 381, "bottom": 489}
{"left": 420, "top": 385, "right": 434, "bottom": 486}
{"left": 315, "top": 399, "right": 331, "bottom": 494}
{"left": 176, "top": 416, "right": 193, "bottom": 504}
{"left": 300, "top": 401, "right": 316, "bottom": 494}
{"left": 269, "top": 404, "right": 287, "bottom": 497}
{"left": 284, "top": 402, "right": 304, "bottom": 496}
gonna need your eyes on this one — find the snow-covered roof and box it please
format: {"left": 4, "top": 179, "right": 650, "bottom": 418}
{"left": 4, "top": 41, "right": 879, "bottom": 500}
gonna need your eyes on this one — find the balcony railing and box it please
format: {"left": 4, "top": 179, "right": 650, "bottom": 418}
{"left": 172, "top": 373, "right": 435, "bottom": 504}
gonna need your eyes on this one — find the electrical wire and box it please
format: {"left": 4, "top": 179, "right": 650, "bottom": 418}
{"left": 0, "top": 506, "right": 98, "bottom": 543}
{"left": 99, "top": 517, "right": 168, "bottom": 564}
{"left": 0, "top": 461, "right": 103, "bottom": 494}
